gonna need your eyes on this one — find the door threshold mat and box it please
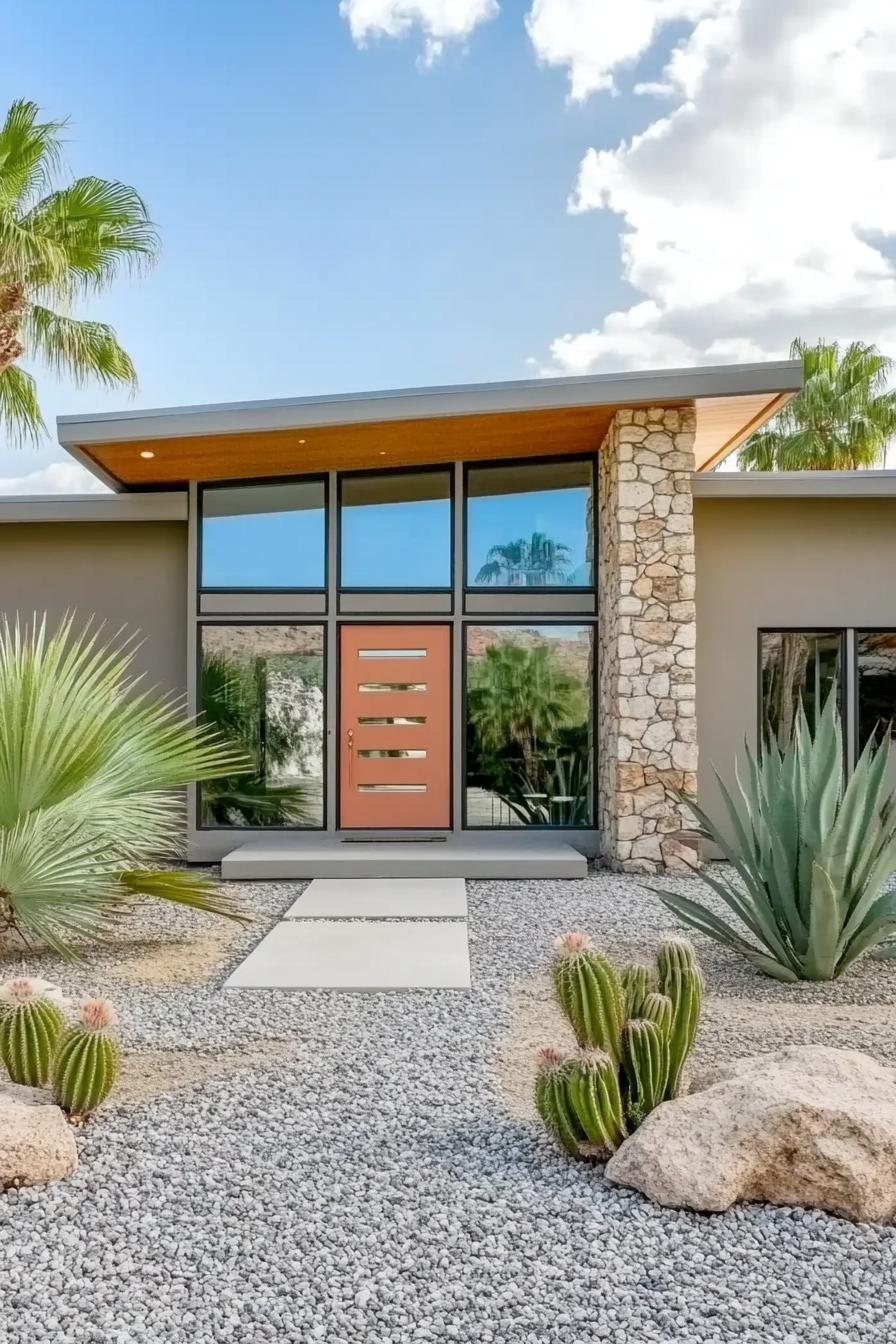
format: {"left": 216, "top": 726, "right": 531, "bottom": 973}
{"left": 340, "top": 835, "right": 447, "bottom": 844}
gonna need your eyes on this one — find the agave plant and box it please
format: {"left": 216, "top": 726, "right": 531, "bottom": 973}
{"left": 0, "top": 614, "right": 250, "bottom": 959}
{"left": 655, "top": 690, "right": 896, "bottom": 982}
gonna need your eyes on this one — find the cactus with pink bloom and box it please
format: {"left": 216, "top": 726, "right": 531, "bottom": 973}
{"left": 534, "top": 933, "right": 703, "bottom": 1158}
{"left": 0, "top": 976, "right": 66, "bottom": 1086}
{"left": 53, "top": 997, "right": 120, "bottom": 1117}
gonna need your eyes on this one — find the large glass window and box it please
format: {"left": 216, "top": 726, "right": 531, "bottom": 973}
{"left": 466, "top": 458, "right": 593, "bottom": 588}
{"left": 856, "top": 631, "right": 896, "bottom": 749}
{"left": 199, "top": 624, "right": 324, "bottom": 827}
{"left": 340, "top": 469, "right": 452, "bottom": 589}
{"left": 201, "top": 480, "right": 326, "bottom": 589}
{"left": 465, "top": 624, "right": 593, "bottom": 827}
{"left": 760, "top": 630, "right": 842, "bottom": 749}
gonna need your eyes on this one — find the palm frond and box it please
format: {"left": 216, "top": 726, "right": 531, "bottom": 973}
{"left": 24, "top": 307, "right": 137, "bottom": 388}
{"left": 24, "top": 176, "right": 159, "bottom": 296}
{"left": 0, "top": 615, "right": 251, "bottom": 958}
{"left": 0, "top": 363, "right": 46, "bottom": 444}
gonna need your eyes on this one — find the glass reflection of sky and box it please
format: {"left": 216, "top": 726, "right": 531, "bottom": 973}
{"left": 202, "top": 509, "right": 326, "bottom": 588}
{"left": 467, "top": 487, "right": 590, "bottom": 586}
{"left": 341, "top": 497, "right": 451, "bottom": 588}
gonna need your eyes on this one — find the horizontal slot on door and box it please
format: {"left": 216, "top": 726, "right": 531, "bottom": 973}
{"left": 358, "top": 683, "right": 426, "bottom": 692}
{"left": 357, "top": 783, "right": 427, "bottom": 793}
{"left": 357, "top": 749, "right": 427, "bottom": 759}
{"left": 357, "top": 716, "right": 426, "bottom": 726}
{"left": 358, "top": 649, "right": 426, "bottom": 659}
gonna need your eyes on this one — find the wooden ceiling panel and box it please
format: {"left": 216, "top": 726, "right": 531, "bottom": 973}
{"left": 77, "top": 404, "right": 627, "bottom": 487}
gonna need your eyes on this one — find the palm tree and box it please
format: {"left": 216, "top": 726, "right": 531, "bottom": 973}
{"left": 0, "top": 615, "right": 249, "bottom": 960}
{"left": 0, "top": 99, "right": 158, "bottom": 444}
{"left": 738, "top": 338, "right": 896, "bottom": 470}
{"left": 475, "top": 532, "right": 572, "bottom": 586}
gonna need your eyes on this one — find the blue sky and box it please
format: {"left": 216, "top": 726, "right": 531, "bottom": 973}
{"left": 1, "top": 1, "right": 893, "bottom": 489}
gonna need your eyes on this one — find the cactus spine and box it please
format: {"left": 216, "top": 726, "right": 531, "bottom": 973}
{"left": 534, "top": 1048, "right": 585, "bottom": 1156}
{"left": 0, "top": 978, "right": 65, "bottom": 1086}
{"left": 551, "top": 932, "right": 624, "bottom": 1060}
{"left": 565, "top": 1049, "right": 627, "bottom": 1153}
{"left": 620, "top": 963, "right": 655, "bottom": 1019}
{"left": 622, "top": 1019, "right": 668, "bottom": 1128}
{"left": 535, "top": 933, "right": 704, "bottom": 1158}
{"left": 53, "top": 998, "right": 120, "bottom": 1117}
{"left": 657, "top": 938, "right": 704, "bottom": 1097}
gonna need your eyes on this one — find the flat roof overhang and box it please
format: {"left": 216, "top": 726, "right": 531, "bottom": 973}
{"left": 56, "top": 360, "right": 801, "bottom": 491}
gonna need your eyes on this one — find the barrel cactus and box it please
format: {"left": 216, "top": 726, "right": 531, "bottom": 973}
{"left": 536, "top": 933, "right": 704, "bottom": 1158}
{"left": 52, "top": 997, "right": 120, "bottom": 1117}
{"left": 0, "top": 976, "right": 66, "bottom": 1086}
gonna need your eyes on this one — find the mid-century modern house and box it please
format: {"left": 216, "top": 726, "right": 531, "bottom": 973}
{"left": 2, "top": 360, "right": 895, "bottom": 880}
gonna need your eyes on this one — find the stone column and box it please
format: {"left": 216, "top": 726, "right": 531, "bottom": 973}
{"left": 597, "top": 406, "right": 698, "bottom": 874}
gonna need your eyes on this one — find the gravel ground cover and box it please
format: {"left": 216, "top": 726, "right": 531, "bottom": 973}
{"left": 1, "top": 869, "right": 895, "bottom": 1343}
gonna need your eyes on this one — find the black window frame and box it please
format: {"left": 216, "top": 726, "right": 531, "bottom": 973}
{"left": 198, "top": 473, "right": 329, "bottom": 595}
{"left": 463, "top": 453, "right": 596, "bottom": 594}
{"left": 195, "top": 618, "right": 328, "bottom": 832}
{"left": 336, "top": 463, "right": 455, "bottom": 594}
{"left": 854, "top": 627, "right": 896, "bottom": 756}
{"left": 756, "top": 627, "right": 846, "bottom": 751}
{"left": 461, "top": 617, "right": 598, "bottom": 831}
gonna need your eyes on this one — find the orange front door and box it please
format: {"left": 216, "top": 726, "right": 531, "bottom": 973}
{"left": 339, "top": 625, "right": 451, "bottom": 829}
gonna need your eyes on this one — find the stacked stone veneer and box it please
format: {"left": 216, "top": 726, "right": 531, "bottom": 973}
{"left": 597, "top": 406, "right": 698, "bottom": 874}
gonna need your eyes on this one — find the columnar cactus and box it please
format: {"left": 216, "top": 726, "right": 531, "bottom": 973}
{"left": 657, "top": 938, "right": 704, "bottom": 1097}
{"left": 551, "top": 932, "right": 624, "bottom": 1060}
{"left": 534, "top": 1047, "right": 584, "bottom": 1156}
{"left": 535, "top": 933, "right": 704, "bottom": 1158}
{"left": 565, "top": 1049, "right": 627, "bottom": 1153}
{"left": 52, "top": 998, "right": 120, "bottom": 1117}
{"left": 0, "top": 977, "right": 65, "bottom": 1086}
{"left": 640, "top": 991, "right": 673, "bottom": 1038}
{"left": 622, "top": 1019, "right": 669, "bottom": 1127}
{"left": 620, "top": 963, "right": 655, "bottom": 1019}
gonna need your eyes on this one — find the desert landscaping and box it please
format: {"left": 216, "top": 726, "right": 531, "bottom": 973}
{"left": 3, "top": 869, "right": 896, "bottom": 1343}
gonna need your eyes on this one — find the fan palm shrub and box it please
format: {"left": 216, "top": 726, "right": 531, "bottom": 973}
{"left": 655, "top": 691, "right": 896, "bottom": 982}
{"left": 0, "top": 99, "right": 158, "bottom": 444}
{"left": 0, "top": 615, "right": 250, "bottom": 959}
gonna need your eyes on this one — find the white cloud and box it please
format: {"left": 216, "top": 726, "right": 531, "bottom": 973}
{"left": 0, "top": 461, "right": 110, "bottom": 496}
{"left": 536, "top": 0, "right": 896, "bottom": 375}
{"left": 525, "top": 0, "right": 720, "bottom": 101}
{"left": 340, "top": 0, "right": 499, "bottom": 65}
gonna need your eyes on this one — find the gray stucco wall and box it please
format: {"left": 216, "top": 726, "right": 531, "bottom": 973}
{"left": 695, "top": 495, "right": 896, "bottom": 828}
{"left": 0, "top": 521, "right": 188, "bottom": 696}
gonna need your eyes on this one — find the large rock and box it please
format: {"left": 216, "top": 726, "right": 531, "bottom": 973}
{"left": 0, "top": 1081, "right": 77, "bottom": 1188}
{"left": 605, "top": 1047, "right": 896, "bottom": 1222}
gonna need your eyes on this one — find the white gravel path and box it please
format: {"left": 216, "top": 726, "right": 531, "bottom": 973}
{"left": 1, "top": 870, "right": 894, "bottom": 1343}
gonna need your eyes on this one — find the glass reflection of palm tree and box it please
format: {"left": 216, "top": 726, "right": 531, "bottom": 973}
{"left": 200, "top": 652, "right": 316, "bottom": 826}
{"left": 475, "top": 532, "right": 572, "bottom": 587}
{"left": 467, "top": 639, "right": 589, "bottom": 824}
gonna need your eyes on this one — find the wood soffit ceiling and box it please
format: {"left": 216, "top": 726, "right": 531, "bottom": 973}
{"left": 73, "top": 392, "right": 790, "bottom": 488}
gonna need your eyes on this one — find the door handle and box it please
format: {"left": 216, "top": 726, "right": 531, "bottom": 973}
{"left": 346, "top": 728, "right": 354, "bottom": 786}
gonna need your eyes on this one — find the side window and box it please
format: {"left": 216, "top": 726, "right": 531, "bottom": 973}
{"left": 759, "top": 630, "right": 842, "bottom": 749}
{"left": 856, "top": 631, "right": 896, "bottom": 749}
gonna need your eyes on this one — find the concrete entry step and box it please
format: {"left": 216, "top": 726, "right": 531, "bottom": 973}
{"left": 221, "top": 835, "right": 588, "bottom": 880}
{"left": 224, "top": 919, "right": 471, "bottom": 991}
{"left": 284, "top": 877, "right": 467, "bottom": 919}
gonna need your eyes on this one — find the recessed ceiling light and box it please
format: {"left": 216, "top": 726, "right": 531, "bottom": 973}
{"left": 298, "top": 438, "right": 306, "bottom": 444}
{"left": 379, "top": 450, "right": 386, "bottom": 456}
{"left": 139, "top": 450, "right": 155, "bottom": 459}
